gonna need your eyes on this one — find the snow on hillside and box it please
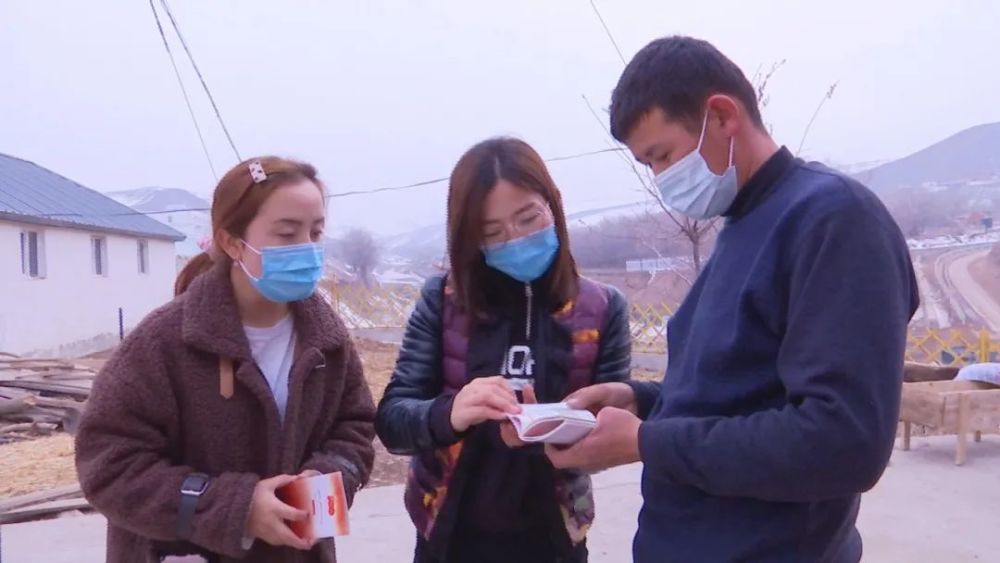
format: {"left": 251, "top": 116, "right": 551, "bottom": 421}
{"left": 908, "top": 230, "right": 1000, "bottom": 250}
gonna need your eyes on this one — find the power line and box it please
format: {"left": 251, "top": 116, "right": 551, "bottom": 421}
{"left": 158, "top": 0, "right": 242, "bottom": 161}
{"left": 148, "top": 0, "right": 218, "bottom": 180}
{"left": 588, "top": 0, "right": 627, "bottom": 66}
{"left": 39, "top": 147, "right": 627, "bottom": 219}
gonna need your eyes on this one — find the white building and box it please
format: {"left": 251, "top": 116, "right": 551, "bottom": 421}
{"left": 0, "top": 153, "right": 185, "bottom": 357}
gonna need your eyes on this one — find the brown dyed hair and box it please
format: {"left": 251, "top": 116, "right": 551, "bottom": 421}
{"left": 174, "top": 156, "right": 324, "bottom": 295}
{"left": 447, "top": 137, "right": 579, "bottom": 317}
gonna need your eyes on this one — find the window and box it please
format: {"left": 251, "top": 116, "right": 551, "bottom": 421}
{"left": 137, "top": 240, "right": 149, "bottom": 274}
{"left": 19, "top": 229, "right": 45, "bottom": 278}
{"left": 92, "top": 236, "right": 108, "bottom": 276}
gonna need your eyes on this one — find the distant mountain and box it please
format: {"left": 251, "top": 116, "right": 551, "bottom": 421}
{"left": 108, "top": 186, "right": 211, "bottom": 212}
{"left": 566, "top": 200, "right": 656, "bottom": 228}
{"left": 858, "top": 122, "right": 1000, "bottom": 192}
{"left": 384, "top": 199, "right": 656, "bottom": 263}
{"left": 107, "top": 187, "right": 210, "bottom": 257}
{"left": 384, "top": 222, "right": 447, "bottom": 260}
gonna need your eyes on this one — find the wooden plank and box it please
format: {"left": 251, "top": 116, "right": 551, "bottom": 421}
{"left": 0, "top": 498, "right": 91, "bottom": 524}
{"left": 956, "top": 394, "right": 971, "bottom": 466}
{"left": 28, "top": 396, "right": 86, "bottom": 412}
{"left": 0, "top": 422, "right": 58, "bottom": 435}
{"left": 0, "top": 380, "right": 90, "bottom": 399}
{"left": 906, "top": 380, "right": 995, "bottom": 393}
{"left": 0, "top": 396, "right": 30, "bottom": 416}
{"left": 966, "top": 390, "right": 1000, "bottom": 431}
{"left": 900, "top": 387, "right": 946, "bottom": 427}
{"left": 903, "top": 363, "right": 960, "bottom": 383}
{"left": 0, "top": 484, "right": 82, "bottom": 513}
{"left": 0, "top": 413, "right": 62, "bottom": 426}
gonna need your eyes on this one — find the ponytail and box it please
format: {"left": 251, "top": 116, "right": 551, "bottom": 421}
{"left": 174, "top": 252, "right": 215, "bottom": 296}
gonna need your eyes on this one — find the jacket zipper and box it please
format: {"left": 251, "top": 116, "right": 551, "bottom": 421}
{"left": 525, "top": 283, "right": 533, "bottom": 341}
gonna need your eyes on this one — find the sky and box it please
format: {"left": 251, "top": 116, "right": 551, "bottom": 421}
{"left": 2, "top": 0, "right": 999, "bottom": 235}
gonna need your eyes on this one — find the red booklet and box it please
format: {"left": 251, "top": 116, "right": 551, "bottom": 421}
{"left": 276, "top": 472, "right": 351, "bottom": 541}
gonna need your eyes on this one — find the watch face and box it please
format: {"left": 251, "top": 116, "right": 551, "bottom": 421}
{"left": 184, "top": 474, "right": 210, "bottom": 494}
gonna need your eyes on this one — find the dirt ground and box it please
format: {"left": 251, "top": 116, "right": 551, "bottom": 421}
{"left": 968, "top": 252, "right": 1000, "bottom": 305}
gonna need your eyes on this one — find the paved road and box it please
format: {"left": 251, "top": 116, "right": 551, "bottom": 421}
{"left": 4, "top": 436, "right": 998, "bottom": 563}
{"left": 946, "top": 248, "right": 1000, "bottom": 333}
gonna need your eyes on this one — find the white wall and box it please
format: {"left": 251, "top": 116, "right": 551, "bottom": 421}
{"left": 0, "top": 219, "right": 177, "bottom": 357}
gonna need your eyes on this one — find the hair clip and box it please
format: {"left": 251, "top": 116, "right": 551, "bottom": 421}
{"left": 249, "top": 160, "right": 267, "bottom": 183}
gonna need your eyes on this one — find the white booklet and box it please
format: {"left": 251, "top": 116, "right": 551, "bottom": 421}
{"left": 506, "top": 402, "right": 597, "bottom": 445}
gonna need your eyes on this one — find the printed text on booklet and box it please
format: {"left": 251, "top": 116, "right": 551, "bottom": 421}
{"left": 276, "top": 472, "right": 351, "bottom": 541}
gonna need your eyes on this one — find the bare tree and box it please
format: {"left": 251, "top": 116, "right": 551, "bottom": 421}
{"left": 581, "top": 95, "right": 718, "bottom": 273}
{"left": 338, "top": 228, "right": 380, "bottom": 286}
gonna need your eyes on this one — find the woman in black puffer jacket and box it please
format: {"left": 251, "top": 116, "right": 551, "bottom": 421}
{"left": 376, "top": 137, "right": 632, "bottom": 563}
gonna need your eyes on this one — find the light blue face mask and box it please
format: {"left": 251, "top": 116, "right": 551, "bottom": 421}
{"left": 482, "top": 225, "right": 560, "bottom": 283}
{"left": 239, "top": 241, "right": 325, "bottom": 302}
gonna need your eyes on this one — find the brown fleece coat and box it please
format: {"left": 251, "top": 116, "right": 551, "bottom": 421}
{"left": 75, "top": 263, "right": 375, "bottom": 563}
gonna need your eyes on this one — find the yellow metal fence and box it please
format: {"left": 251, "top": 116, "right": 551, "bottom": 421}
{"left": 327, "top": 284, "right": 997, "bottom": 367}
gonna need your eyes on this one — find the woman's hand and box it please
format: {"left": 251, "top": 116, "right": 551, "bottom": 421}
{"left": 245, "top": 475, "right": 314, "bottom": 551}
{"left": 500, "top": 385, "right": 537, "bottom": 448}
{"left": 450, "top": 376, "right": 520, "bottom": 433}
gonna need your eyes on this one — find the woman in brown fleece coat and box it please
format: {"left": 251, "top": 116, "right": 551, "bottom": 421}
{"left": 75, "top": 157, "right": 376, "bottom": 563}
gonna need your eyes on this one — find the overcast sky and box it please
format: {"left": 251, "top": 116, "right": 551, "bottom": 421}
{"left": 3, "top": 0, "right": 998, "bottom": 235}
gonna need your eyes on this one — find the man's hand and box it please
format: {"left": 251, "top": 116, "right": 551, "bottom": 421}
{"left": 499, "top": 385, "right": 537, "bottom": 448}
{"left": 564, "top": 382, "right": 639, "bottom": 416}
{"left": 545, "top": 407, "right": 642, "bottom": 472}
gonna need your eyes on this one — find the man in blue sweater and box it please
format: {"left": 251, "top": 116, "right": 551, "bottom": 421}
{"left": 546, "top": 36, "right": 919, "bottom": 562}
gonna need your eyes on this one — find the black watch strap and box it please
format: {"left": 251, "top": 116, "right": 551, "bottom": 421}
{"left": 177, "top": 473, "right": 211, "bottom": 540}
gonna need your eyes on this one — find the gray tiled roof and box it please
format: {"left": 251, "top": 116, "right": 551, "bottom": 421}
{"left": 0, "top": 153, "right": 185, "bottom": 242}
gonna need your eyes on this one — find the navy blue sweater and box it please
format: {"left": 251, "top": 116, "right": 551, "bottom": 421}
{"left": 630, "top": 148, "right": 918, "bottom": 563}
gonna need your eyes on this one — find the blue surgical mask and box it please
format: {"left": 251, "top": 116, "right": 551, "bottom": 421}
{"left": 482, "top": 225, "right": 560, "bottom": 283}
{"left": 239, "top": 241, "right": 325, "bottom": 302}
{"left": 653, "top": 111, "right": 738, "bottom": 220}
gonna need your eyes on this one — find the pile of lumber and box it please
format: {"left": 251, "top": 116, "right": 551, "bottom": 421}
{"left": 0, "top": 354, "right": 95, "bottom": 444}
{"left": 0, "top": 484, "right": 89, "bottom": 525}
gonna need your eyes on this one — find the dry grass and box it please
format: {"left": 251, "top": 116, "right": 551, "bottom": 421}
{"left": 0, "top": 434, "right": 77, "bottom": 498}
{"left": 355, "top": 338, "right": 399, "bottom": 403}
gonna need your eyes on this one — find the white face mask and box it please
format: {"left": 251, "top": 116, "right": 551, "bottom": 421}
{"left": 652, "top": 112, "right": 737, "bottom": 220}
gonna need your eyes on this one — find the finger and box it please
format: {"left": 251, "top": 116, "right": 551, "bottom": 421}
{"left": 480, "top": 379, "right": 518, "bottom": 401}
{"left": 263, "top": 474, "right": 300, "bottom": 491}
{"left": 544, "top": 443, "right": 573, "bottom": 468}
{"left": 564, "top": 386, "right": 602, "bottom": 411}
{"left": 475, "top": 375, "right": 509, "bottom": 387}
{"left": 479, "top": 391, "right": 521, "bottom": 414}
{"left": 522, "top": 385, "right": 538, "bottom": 405}
{"left": 273, "top": 500, "right": 309, "bottom": 522}
{"left": 499, "top": 422, "right": 524, "bottom": 447}
{"left": 468, "top": 406, "right": 513, "bottom": 425}
{"left": 272, "top": 522, "right": 312, "bottom": 551}
{"left": 297, "top": 469, "right": 321, "bottom": 479}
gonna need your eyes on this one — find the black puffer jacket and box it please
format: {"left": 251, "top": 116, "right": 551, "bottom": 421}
{"left": 376, "top": 273, "right": 632, "bottom": 563}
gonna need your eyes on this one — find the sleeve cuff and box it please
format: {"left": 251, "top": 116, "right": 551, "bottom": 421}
{"left": 428, "top": 393, "right": 462, "bottom": 447}
{"left": 638, "top": 419, "right": 675, "bottom": 479}
{"left": 625, "top": 380, "right": 661, "bottom": 420}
